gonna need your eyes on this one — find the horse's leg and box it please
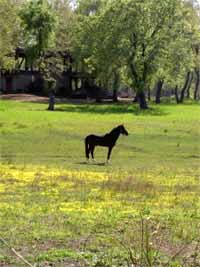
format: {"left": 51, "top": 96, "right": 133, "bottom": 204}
{"left": 85, "top": 138, "right": 90, "bottom": 162}
{"left": 88, "top": 145, "right": 92, "bottom": 160}
{"left": 91, "top": 145, "right": 95, "bottom": 161}
{"left": 106, "top": 146, "right": 113, "bottom": 163}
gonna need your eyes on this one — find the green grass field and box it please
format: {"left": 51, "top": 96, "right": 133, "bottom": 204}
{"left": 0, "top": 99, "right": 200, "bottom": 267}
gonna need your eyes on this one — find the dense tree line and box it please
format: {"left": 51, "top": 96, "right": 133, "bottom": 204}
{"left": 0, "top": 0, "right": 199, "bottom": 108}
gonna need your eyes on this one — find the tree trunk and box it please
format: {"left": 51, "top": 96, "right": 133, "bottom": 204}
{"left": 95, "top": 84, "right": 102, "bottom": 103}
{"left": 96, "top": 97, "right": 102, "bottom": 103}
{"left": 179, "top": 71, "right": 191, "bottom": 103}
{"left": 113, "top": 71, "right": 119, "bottom": 102}
{"left": 147, "top": 88, "right": 151, "bottom": 101}
{"left": 138, "top": 91, "right": 148, "bottom": 109}
{"left": 95, "top": 90, "right": 102, "bottom": 103}
{"left": 74, "top": 78, "right": 78, "bottom": 91}
{"left": 194, "top": 69, "right": 200, "bottom": 100}
{"left": 155, "top": 80, "right": 163, "bottom": 104}
{"left": 186, "top": 72, "right": 193, "bottom": 99}
{"left": 48, "top": 91, "right": 55, "bottom": 111}
{"left": 133, "top": 92, "right": 138, "bottom": 103}
{"left": 113, "top": 89, "right": 118, "bottom": 102}
{"left": 129, "top": 62, "right": 148, "bottom": 109}
{"left": 175, "top": 85, "right": 180, "bottom": 104}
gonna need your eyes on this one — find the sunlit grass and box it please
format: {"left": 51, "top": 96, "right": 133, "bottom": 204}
{"left": 0, "top": 100, "right": 199, "bottom": 266}
{"left": 0, "top": 164, "right": 199, "bottom": 263}
{"left": 0, "top": 100, "right": 199, "bottom": 172}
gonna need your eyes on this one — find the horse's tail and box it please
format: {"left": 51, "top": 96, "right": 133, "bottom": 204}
{"left": 85, "top": 136, "right": 90, "bottom": 159}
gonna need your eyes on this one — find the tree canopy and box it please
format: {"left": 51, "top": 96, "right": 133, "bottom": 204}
{"left": 19, "top": 0, "right": 57, "bottom": 66}
{"left": 73, "top": 0, "right": 200, "bottom": 107}
{"left": 0, "top": 0, "right": 199, "bottom": 107}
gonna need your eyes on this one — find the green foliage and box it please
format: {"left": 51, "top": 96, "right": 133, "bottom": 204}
{"left": 0, "top": 0, "right": 21, "bottom": 68}
{"left": 154, "top": 1, "right": 200, "bottom": 89}
{"left": 53, "top": 0, "right": 75, "bottom": 51}
{"left": 73, "top": 0, "right": 200, "bottom": 105}
{"left": 19, "top": 0, "right": 57, "bottom": 65}
{"left": 0, "top": 0, "right": 199, "bottom": 104}
{"left": 76, "top": 0, "right": 105, "bottom": 16}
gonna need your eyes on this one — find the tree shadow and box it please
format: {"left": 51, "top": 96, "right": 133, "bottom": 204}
{"left": 55, "top": 102, "right": 169, "bottom": 116}
{"left": 76, "top": 161, "right": 107, "bottom": 166}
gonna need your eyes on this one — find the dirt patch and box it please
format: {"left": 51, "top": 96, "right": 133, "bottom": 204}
{"left": 0, "top": 94, "right": 91, "bottom": 104}
{"left": 1, "top": 94, "right": 49, "bottom": 103}
{"left": 0, "top": 93, "right": 133, "bottom": 104}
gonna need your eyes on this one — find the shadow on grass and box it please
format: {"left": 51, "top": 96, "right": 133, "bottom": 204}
{"left": 77, "top": 161, "right": 107, "bottom": 166}
{"left": 55, "top": 103, "right": 169, "bottom": 116}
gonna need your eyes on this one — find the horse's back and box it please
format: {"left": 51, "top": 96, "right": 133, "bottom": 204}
{"left": 85, "top": 134, "right": 110, "bottom": 146}
{"left": 85, "top": 134, "right": 97, "bottom": 140}
{"left": 85, "top": 134, "right": 99, "bottom": 142}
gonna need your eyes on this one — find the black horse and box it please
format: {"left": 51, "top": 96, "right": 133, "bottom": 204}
{"left": 85, "top": 125, "right": 128, "bottom": 163}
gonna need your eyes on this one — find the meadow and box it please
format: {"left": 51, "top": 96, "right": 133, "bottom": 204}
{"left": 0, "top": 99, "right": 199, "bottom": 267}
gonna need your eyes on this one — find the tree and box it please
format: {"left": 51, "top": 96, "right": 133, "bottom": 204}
{"left": 155, "top": 80, "right": 164, "bottom": 104}
{"left": 74, "top": 0, "right": 192, "bottom": 109}
{"left": 140, "top": 0, "right": 200, "bottom": 104}
{"left": 0, "top": 0, "right": 21, "bottom": 69}
{"left": 156, "top": 25, "right": 194, "bottom": 104}
{"left": 165, "top": 0, "right": 200, "bottom": 103}
{"left": 75, "top": 0, "right": 105, "bottom": 16}
{"left": 19, "top": 0, "right": 57, "bottom": 68}
{"left": 192, "top": 19, "right": 200, "bottom": 100}
{"left": 53, "top": 0, "right": 75, "bottom": 52}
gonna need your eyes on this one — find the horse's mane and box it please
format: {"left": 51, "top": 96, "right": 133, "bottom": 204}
{"left": 108, "top": 126, "right": 120, "bottom": 135}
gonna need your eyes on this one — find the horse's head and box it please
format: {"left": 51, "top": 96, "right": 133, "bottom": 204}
{"left": 119, "top": 125, "right": 128, "bottom": 136}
